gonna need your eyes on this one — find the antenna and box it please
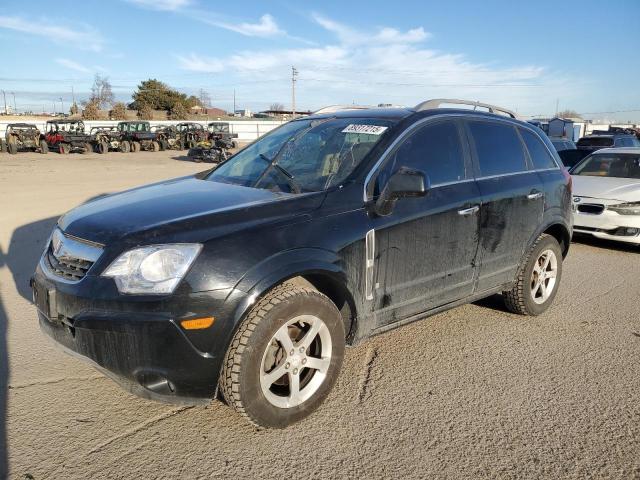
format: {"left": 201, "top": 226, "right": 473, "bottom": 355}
{"left": 291, "top": 66, "right": 298, "bottom": 118}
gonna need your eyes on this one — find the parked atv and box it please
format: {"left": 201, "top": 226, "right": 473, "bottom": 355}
{"left": 208, "top": 122, "right": 238, "bottom": 150}
{"left": 176, "top": 122, "right": 207, "bottom": 149}
{"left": 45, "top": 120, "right": 93, "bottom": 154}
{"left": 117, "top": 121, "right": 160, "bottom": 152}
{"left": 5, "top": 123, "right": 48, "bottom": 154}
{"left": 153, "top": 125, "right": 185, "bottom": 151}
{"left": 90, "top": 126, "right": 130, "bottom": 153}
{"left": 187, "top": 140, "right": 230, "bottom": 163}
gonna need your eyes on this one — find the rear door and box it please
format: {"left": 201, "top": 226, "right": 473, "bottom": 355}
{"left": 371, "top": 119, "right": 482, "bottom": 327}
{"left": 465, "top": 119, "right": 544, "bottom": 292}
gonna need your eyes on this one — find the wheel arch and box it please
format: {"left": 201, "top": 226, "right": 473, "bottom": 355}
{"left": 231, "top": 256, "right": 358, "bottom": 344}
{"left": 543, "top": 222, "right": 571, "bottom": 258}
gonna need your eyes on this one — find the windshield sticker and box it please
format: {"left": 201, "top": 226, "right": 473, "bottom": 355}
{"left": 342, "top": 124, "right": 388, "bottom": 135}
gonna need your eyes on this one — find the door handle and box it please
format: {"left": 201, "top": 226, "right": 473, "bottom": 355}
{"left": 527, "top": 191, "right": 544, "bottom": 200}
{"left": 458, "top": 205, "right": 479, "bottom": 216}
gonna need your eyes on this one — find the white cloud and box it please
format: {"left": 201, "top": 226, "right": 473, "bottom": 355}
{"left": 55, "top": 58, "right": 91, "bottom": 73}
{"left": 0, "top": 15, "right": 104, "bottom": 51}
{"left": 199, "top": 13, "right": 285, "bottom": 38}
{"left": 176, "top": 14, "right": 576, "bottom": 115}
{"left": 126, "top": 0, "right": 191, "bottom": 11}
{"left": 312, "top": 13, "right": 430, "bottom": 45}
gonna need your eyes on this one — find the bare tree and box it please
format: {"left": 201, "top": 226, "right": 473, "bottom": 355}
{"left": 270, "top": 103, "right": 285, "bottom": 112}
{"left": 90, "top": 74, "right": 114, "bottom": 109}
{"left": 556, "top": 109, "right": 582, "bottom": 119}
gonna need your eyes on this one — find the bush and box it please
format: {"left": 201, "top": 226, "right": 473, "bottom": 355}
{"left": 82, "top": 100, "right": 101, "bottom": 120}
{"left": 169, "top": 102, "right": 189, "bottom": 120}
{"left": 110, "top": 102, "right": 127, "bottom": 120}
{"left": 137, "top": 103, "right": 153, "bottom": 120}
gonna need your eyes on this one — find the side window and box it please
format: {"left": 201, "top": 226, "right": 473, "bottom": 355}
{"left": 468, "top": 121, "right": 527, "bottom": 176}
{"left": 520, "top": 128, "right": 557, "bottom": 169}
{"left": 378, "top": 121, "right": 466, "bottom": 190}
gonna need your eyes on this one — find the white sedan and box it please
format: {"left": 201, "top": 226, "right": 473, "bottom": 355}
{"left": 571, "top": 147, "right": 640, "bottom": 245}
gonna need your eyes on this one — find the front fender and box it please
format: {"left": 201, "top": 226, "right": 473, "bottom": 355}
{"left": 230, "top": 248, "right": 346, "bottom": 326}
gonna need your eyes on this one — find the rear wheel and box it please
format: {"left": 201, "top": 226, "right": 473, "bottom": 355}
{"left": 132, "top": 141, "right": 141, "bottom": 153}
{"left": 503, "top": 234, "right": 563, "bottom": 316}
{"left": 98, "top": 142, "right": 108, "bottom": 154}
{"left": 151, "top": 141, "right": 160, "bottom": 152}
{"left": 7, "top": 141, "right": 18, "bottom": 155}
{"left": 120, "top": 141, "right": 131, "bottom": 153}
{"left": 40, "top": 140, "right": 49, "bottom": 154}
{"left": 83, "top": 142, "right": 92, "bottom": 154}
{"left": 220, "top": 282, "right": 345, "bottom": 428}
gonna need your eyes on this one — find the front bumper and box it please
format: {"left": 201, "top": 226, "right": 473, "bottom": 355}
{"left": 572, "top": 199, "right": 640, "bottom": 244}
{"left": 32, "top": 260, "right": 247, "bottom": 405}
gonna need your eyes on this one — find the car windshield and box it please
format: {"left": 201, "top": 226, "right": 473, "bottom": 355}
{"left": 206, "top": 117, "right": 392, "bottom": 193}
{"left": 577, "top": 137, "right": 614, "bottom": 147}
{"left": 210, "top": 123, "right": 229, "bottom": 133}
{"left": 572, "top": 153, "right": 640, "bottom": 179}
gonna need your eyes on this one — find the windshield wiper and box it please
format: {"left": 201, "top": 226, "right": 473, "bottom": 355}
{"left": 257, "top": 153, "right": 302, "bottom": 194}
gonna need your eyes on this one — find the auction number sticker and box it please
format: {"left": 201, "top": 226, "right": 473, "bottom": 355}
{"left": 342, "top": 124, "right": 388, "bottom": 135}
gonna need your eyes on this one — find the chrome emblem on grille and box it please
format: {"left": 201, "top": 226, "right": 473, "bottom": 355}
{"left": 573, "top": 197, "right": 582, "bottom": 203}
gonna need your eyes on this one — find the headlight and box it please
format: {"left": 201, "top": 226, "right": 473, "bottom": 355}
{"left": 608, "top": 202, "right": 640, "bottom": 215}
{"left": 102, "top": 244, "right": 202, "bottom": 294}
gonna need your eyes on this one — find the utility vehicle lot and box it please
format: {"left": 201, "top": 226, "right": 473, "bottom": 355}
{"left": 1, "top": 151, "right": 639, "bottom": 479}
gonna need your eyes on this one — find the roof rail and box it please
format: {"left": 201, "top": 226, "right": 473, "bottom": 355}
{"left": 313, "top": 105, "right": 372, "bottom": 115}
{"left": 414, "top": 98, "right": 518, "bottom": 119}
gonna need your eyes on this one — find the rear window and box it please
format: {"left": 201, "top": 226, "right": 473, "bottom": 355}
{"left": 577, "top": 137, "right": 614, "bottom": 147}
{"left": 614, "top": 136, "right": 640, "bottom": 147}
{"left": 468, "top": 121, "right": 527, "bottom": 176}
{"left": 520, "top": 128, "right": 557, "bottom": 170}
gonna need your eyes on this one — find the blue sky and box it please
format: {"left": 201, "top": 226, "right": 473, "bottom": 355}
{"left": 1, "top": 0, "right": 639, "bottom": 121}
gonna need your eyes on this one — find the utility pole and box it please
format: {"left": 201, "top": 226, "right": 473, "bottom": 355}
{"left": 1, "top": 90, "right": 6, "bottom": 115}
{"left": 555, "top": 98, "right": 559, "bottom": 117}
{"left": 291, "top": 66, "right": 298, "bottom": 118}
{"left": 60, "top": 97, "right": 64, "bottom": 115}
{"left": 71, "top": 86, "right": 76, "bottom": 111}
{"left": 233, "top": 89, "right": 236, "bottom": 116}
{"left": 11, "top": 92, "right": 16, "bottom": 114}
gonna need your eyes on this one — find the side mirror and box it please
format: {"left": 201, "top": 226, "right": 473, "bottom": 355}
{"left": 375, "top": 167, "right": 428, "bottom": 216}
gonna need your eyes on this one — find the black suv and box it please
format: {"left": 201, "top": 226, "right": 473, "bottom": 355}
{"left": 576, "top": 131, "right": 640, "bottom": 154}
{"left": 32, "top": 99, "right": 572, "bottom": 428}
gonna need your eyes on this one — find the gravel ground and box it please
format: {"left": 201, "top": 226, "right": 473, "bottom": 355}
{"left": 1, "top": 150, "right": 639, "bottom": 479}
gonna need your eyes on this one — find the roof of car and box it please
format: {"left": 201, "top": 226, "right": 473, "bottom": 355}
{"left": 588, "top": 147, "right": 640, "bottom": 155}
{"left": 46, "top": 119, "right": 83, "bottom": 124}
{"left": 7, "top": 123, "right": 38, "bottom": 128}
{"left": 305, "top": 107, "right": 525, "bottom": 123}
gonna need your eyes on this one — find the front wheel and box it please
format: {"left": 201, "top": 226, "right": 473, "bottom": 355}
{"left": 40, "top": 140, "right": 49, "bottom": 154}
{"left": 120, "top": 141, "right": 130, "bottom": 153}
{"left": 503, "top": 234, "right": 563, "bottom": 315}
{"left": 220, "top": 282, "right": 345, "bottom": 428}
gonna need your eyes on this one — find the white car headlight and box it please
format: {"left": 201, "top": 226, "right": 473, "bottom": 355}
{"left": 608, "top": 202, "right": 640, "bottom": 216}
{"left": 102, "top": 244, "right": 202, "bottom": 294}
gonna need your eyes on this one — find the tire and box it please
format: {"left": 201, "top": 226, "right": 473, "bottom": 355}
{"left": 0, "top": 140, "right": 6, "bottom": 153}
{"left": 120, "top": 141, "right": 130, "bottom": 153}
{"left": 98, "top": 142, "right": 108, "bottom": 154}
{"left": 8, "top": 141, "right": 17, "bottom": 155}
{"left": 132, "top": 141, "right": 141, "bottom": 153}
{"left": 40, "top": 140, "right": 49, "bottom": 154}
{"left": 220, "top": 282, "right": 345, "bottom": 428}
{"left": 179, "top": 140, "right": 186, "bottom": 151}
{"left": 187, "top": 140, "right": 196, "bottom": 149}
{"left": 503, "top": 234, "right": 563, "bottom": 316}
{"left": 151, "top": 141, "right": 160, "bottom": 152}
{"left": 83, "top": 142, "right": 92, "bottom": 154}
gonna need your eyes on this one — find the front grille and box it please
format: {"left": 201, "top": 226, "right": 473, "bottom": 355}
{"left": 45, "top": 247, "right": 93, "bottom": 281}
{"left": 577, "top": 203, "right": 604, "bottom": 215}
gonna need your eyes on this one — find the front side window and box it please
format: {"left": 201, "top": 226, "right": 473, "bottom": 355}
{"left": 572, "top": 153, "right": 640, "bottom": 179}
{"left": 207, "top": 118, "right": 393, "bottom": 193}
{"left": 468, "top": 121, "right": 527, "bottom": 176}
{"left": 520, "top": 128, "right": 558, "bottom": 170}
{"left": 376, "top": 121, "right": 465, "bottom": 191}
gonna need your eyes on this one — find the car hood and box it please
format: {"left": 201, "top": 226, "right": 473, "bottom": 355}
{"left": 571, "top": 175, "right": 640, "bottom": 202}
{"left": 59, "top": 175, "right": 324, "bottom": 244}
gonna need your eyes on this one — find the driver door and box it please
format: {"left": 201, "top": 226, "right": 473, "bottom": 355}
{"left": 370, "top": 119, "right": 482, "bottom": 327}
